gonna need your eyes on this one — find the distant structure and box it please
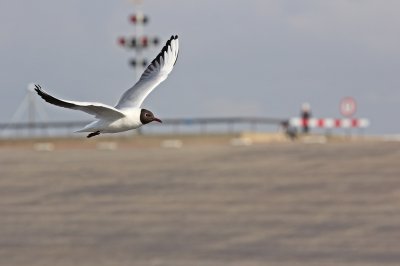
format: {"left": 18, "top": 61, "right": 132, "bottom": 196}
{"left": 117, "top": 0, "right": 159, "bottom": 81}
{"left": 289, "top": 117, "right": 370, "bottom": 130}
{"left": 340, "top": 97, "right": 357, "bottom": 118}
{"left": 288, "top": 99, "right": 370, "bottom": 135}
{"left": 300, "top": 102, "right": 312, "bottom": 133}
{"left": 1, "top": 84, "right": 48, "bottom": 137}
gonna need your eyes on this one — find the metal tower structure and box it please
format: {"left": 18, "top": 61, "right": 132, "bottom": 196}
{"left": 1, "top": 84, "right": 49, "bottom": 137}
{"left": 117, "top": 0, "right": 159, "bottom": 81}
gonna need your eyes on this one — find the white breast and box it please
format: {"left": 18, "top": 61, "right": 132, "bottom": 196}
{"left": 78, "top": 108, "right": 142, "bottom": 133}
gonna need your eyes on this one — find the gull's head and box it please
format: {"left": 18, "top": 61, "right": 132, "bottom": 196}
{"left": 140, "top": 109, "right": 162, "bottom": 125}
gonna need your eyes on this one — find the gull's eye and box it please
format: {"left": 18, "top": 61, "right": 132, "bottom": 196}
{"left": 146, "top": 113, "right": 151, "bottom": 117}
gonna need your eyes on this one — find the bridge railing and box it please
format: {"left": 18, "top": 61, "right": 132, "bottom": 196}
{"left": 0, "top": 117, "right": 286, "bottom": 139}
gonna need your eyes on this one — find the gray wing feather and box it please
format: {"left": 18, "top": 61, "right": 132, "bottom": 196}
{"left": 34, "top": 85, "right": 125, "bottom": 120}
{"left": 115, "top": 35, "right": 179, "bottom": 110}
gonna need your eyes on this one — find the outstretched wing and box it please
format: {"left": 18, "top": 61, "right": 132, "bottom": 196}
{"left": 115, "top": 35, "right": 179, "bottom": 110}
{"left": 34, "top": 85, "right": 125, "bottom": 120}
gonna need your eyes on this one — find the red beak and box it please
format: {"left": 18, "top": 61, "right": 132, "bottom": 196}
{"left": 153, "top": 117, "right": 162, "bottom": 123}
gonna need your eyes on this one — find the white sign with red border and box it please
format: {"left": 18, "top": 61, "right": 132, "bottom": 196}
{"left": 340, "top": 97, "right": 357, "bottom": 117}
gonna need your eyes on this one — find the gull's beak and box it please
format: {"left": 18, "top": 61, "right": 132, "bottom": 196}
{"left": 153, "top": 117, "right": 162, "bottom": 123}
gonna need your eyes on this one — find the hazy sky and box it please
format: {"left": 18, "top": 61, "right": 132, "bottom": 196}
{"left": 1, "top": 0, "right": 399, "bottom": 134}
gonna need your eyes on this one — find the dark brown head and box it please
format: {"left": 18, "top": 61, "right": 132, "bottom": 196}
{"left": 140, "top": 109, "right": 162, "bottom": 125}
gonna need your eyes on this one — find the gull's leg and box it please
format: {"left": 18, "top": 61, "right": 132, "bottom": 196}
{"left": 87, "top": 131, "right": 100, "bottom": 138}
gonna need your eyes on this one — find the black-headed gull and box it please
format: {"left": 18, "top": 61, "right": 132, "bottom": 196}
{"left": 34, "top": 35, "right": 179, "bottom": 138}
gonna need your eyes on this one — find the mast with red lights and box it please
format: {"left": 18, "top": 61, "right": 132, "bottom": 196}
{"left": 117, "top": 1, "right": 159, "bottom": 81}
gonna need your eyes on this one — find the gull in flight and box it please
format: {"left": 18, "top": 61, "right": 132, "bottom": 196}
{"left": 34, "top": 35, "right": 179, "bottom": 138}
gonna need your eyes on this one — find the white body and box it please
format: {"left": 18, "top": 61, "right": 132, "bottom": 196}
{"left": 34, "top": 35, "right": 179, "bottom": 136}
{"left": 76, "top": 108, "right": 142, "bottom": 133}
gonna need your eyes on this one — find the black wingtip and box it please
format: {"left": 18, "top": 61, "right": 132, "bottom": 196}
{"left": 142, "top": 34, "right": 179, "bottom": 74}
{"left": 33, "top": 84, "right": 44, "bottom": 96}
{"left": 150, "top": 35, "right": 178, "bottom": 66}
{"left": 33, "top": 84, "right": 49, "bottom": 102}
{"left": 32, "top": 84, "right": 76, "bottom": 109}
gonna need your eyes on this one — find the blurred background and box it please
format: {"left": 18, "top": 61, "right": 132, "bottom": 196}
{"left": 1, "top": 1, "right": 400, "bottom": 266}
{"left": 1, "top": 0, "right": 399, "bottom": 136}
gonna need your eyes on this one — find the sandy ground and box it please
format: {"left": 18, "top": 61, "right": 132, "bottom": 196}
{"left": 0, "top": 140, "right": 400, "bottom": 266}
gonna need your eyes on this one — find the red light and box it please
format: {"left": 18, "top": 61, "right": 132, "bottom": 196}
{"left": 118, "top": 37, "right": 126, "bottom": 46}
{"left": 141, "top": 36, "right": 148, "bottom": 47}
{"left": 130, "top": 15, "right": 137, "bottom": 24}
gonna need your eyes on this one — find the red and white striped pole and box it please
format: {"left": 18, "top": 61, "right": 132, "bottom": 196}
{"left": 289, "top": 118, "right": 370, "bottom": 129}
